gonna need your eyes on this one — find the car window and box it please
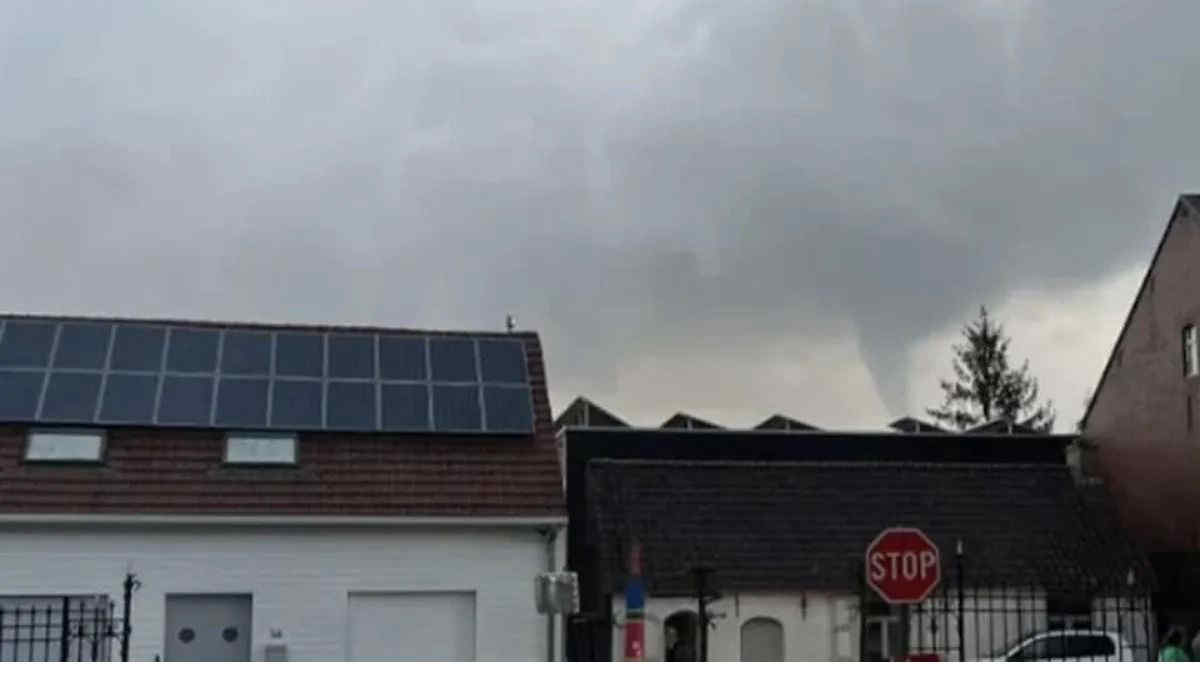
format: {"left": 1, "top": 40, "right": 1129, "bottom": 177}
{"left": 1065, "top": 635, "right": 1114, "bottom": 659}
{"left": 1011, "top": 636, "right": 1066, "bottom": 661}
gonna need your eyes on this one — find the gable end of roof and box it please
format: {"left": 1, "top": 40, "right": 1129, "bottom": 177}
{"left": 1082, "top": 195, "right": 1198, "bottom": 428}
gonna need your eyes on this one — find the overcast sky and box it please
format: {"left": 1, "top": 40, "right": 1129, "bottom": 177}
{"left": 2, "top": 1, "right": 1195, "bottom": 430}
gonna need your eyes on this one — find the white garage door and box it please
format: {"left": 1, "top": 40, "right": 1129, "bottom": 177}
{"left": 347, "top": 591, "right": 476, "bottom": 661}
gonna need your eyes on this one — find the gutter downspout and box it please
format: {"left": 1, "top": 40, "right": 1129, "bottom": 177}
{"left": 540, "top": 525, "right": 563, "bottom": 661}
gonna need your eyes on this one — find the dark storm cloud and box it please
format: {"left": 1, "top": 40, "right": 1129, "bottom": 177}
{"left": 1, "top": 0, "right": 1197, "bottom": 424}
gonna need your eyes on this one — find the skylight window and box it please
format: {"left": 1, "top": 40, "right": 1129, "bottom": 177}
{"left": 225, "top": 434, "right": 297, "bottom": 465}
{"left": 25, "top": 430, "right": 104, "bottom": 462}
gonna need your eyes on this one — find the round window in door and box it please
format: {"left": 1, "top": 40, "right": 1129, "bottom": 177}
{"left": 178, "top": 628, "right": 195, "bottom": 644}
{"left": 222, "top": 627, "right": 239, "bottom": 643}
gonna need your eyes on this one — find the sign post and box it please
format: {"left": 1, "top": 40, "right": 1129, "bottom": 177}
{"left": 624, "top": 541, "right": 645, "bottom": 661}
{"left": 865, "top": 527, "right": 941, "bottom": 605}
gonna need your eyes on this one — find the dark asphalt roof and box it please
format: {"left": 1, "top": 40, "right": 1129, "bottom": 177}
{"left": 586, "top": 459, "right": 1150, "bottom": 596}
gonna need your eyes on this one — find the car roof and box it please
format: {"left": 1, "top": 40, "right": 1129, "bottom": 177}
{"left": 1023, "top": 629, "right": 1127, "bottom": 640}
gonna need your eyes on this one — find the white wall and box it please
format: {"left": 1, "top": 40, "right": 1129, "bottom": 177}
{"left": 610, "top": 589, "right": 1155, "bottom": 662}
{"left": 611, "top": 592, "right": 858, "bottom": 661}
{"left": 0, "top": 523, "right": 555, "bottom": 661}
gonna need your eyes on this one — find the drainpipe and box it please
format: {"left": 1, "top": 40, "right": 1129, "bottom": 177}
{"left": 540, "top": 526, "right": 563, "bottom": 662}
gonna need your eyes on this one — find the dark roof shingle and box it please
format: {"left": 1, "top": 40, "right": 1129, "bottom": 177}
{"left": 586, "top": 460, "right": 1150, "bottom": 596}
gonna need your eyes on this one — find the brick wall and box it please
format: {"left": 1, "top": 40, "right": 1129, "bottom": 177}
{"left": 1085, "top": 199, "right": 1200, "bottom": 552}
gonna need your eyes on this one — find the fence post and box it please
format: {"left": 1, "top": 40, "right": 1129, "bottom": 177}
{"left": 956, "top": 540, "right": 965, "bottom": 662}
{"left": 59, "top": 597, "right": 70, "bottom": 661}
{"left": 858, "top": 569, "right": 868, "bottom": 661}
{"left": 121, "top": 573, "right": 137, "bottom": 662}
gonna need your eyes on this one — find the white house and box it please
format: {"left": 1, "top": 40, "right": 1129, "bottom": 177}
{"left": 0, "top": 315, "right": 566, "bottom": 661}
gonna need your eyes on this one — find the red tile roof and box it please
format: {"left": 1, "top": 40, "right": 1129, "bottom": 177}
{"left": 0, "top": 332, "right": 564, "bottom": 518}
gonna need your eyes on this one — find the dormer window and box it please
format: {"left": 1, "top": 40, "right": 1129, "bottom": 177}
{"left": 25, "top": 430, "right": 104, "bottom": 462}
{"left": 1184, "top": 325, "right": 1198, "bottom": 377}
{"left": 225, "top": 434, "right": 297, "bottom": 465}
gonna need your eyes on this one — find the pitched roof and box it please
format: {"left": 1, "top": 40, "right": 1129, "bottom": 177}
{"left": 554, "top": 396, "right": 629, "bottom": 429}
{"left": 1082, "top": 195, "right": 1200, "bottom": 428}
{"left": 0, "top": 426, "right": 564, "bottom": 517}
{"left": 660, "top": 412, "right": 722, "bottom": 429}
{"left": 888, "top": 417, "right": 948, "bottom": 433}
{"left": 0, "top": 314, "right": 564, "bottom": 519}
{"left": 754, "top": 414, "right": 819, "bottom": 431}
{"left": 586, "top": 460, "right": 1149, "bottom": 595}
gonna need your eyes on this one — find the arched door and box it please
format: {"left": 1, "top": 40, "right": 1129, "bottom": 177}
{"left": 664, "top": 611, "right": 699, "bottom": 661}
{"left": 740, "top": 617, "right": 784, "bottom": 661}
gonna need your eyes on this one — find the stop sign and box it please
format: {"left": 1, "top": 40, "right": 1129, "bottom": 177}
{"left": 865, "top": 527, "right": 941, "bottom": 604}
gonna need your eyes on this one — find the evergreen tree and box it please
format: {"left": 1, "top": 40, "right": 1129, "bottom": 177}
{"left": 927, "top": 306, "right": 1056, "bottom": 432}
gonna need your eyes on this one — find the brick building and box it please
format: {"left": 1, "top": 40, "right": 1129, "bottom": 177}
{"left": 1082, "top": 194, "right": 1200, "bottom": 635}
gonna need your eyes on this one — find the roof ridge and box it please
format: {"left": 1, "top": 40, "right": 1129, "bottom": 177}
{"left": 0, "top": 312, "right": 537, "bottom": 338}
{"left": 567, "top": 426, "right": 1078, "bottom": 439}
{"left": 588, "top": 458, "right": 1068, "bottom": 471}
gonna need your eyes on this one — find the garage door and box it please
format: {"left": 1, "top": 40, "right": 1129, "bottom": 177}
{"left": 347, "top": 592, "right": 476, "bottom": 661}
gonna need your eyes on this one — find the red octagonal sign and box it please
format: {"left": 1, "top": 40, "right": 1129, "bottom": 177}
{"left": 865, "top": 527, "right": 941, "bottom": 604}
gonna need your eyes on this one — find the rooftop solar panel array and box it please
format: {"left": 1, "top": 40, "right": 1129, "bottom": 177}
{"left": 0, "top": 318, "right": 533, "bottom": 433}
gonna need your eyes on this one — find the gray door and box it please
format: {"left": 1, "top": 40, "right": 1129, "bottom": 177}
{"left": 741, "top": 617, "right": 784, "bottom": 661}
{"left": 164, "top": 594, "right": 252, "bottom": 661}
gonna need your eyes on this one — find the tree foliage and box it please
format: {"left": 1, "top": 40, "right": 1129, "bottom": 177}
{"left": 927, "top": 306, "right": 1056, "bottom": 432}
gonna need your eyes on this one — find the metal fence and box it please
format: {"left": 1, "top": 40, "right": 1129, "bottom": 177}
{"left": 865, "top": 551, "right": 1155, "bottom": 662}
{"left": 0, "top": 574, "right": 138, "bottom": 662}
{"left": 568, "top": 558, "right": 1156, "bottom": 661}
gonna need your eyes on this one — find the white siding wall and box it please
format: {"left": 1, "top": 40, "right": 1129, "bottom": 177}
{"left": 0, "top": 524, "right": 553, "bottom": 661}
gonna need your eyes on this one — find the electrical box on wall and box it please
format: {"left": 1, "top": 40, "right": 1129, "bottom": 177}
{"left": 535, "top": 571, "right": 580, "bottom": 615}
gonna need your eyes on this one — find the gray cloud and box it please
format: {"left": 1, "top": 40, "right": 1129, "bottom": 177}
{"left": 1, "top": 0, "right": 1197, "bottom": 427}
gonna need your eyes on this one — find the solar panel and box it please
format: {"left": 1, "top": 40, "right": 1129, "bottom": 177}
{"left": 270, "top": 380, "right": 322, "bottom": 428}
{"left": 158, "top": 375, "right": 214, "bottom": 425}
{"left": 479, "top": 339, "right": 527, "bottom": 383}
{"left": 111, "top": 324, "right": 165, "bottom": 371}
{"left": 0, "top": 320, "right": 56, "bottom": 367}
{"left": 0, "top": 370, "right": 45, "bottom": 418}
{"left": 433, "top": 384, "right": 482, "bottom": 431}
{"left": 483, "top": 385, "right": 533, "bottom": 431}
{"left": 327, "top": 381, "right": 376, "bottom": 430}
{"left": 382, "top": 383, "right": 429, "bottom": 430}
{"left": 379, "top": 337, "right": 426, "bottom": 380}
{"left": 99, "top": 374, "right": 157, "bottom": 423}
{"left": 430, "top": 338, "right": 477, "bottom": 382}
{"left": 0, "top": 318, "right": 536, "bottom": 434}
{"left": 215, "top": 377, "right": 268, "bottom": 426}
{"left": 275, "top": 332, "right": 323, "bottom": 377}
{"left": 54, "top": 323, "right": 111, "bottom": 369}
{"left": 329, "top": 335, "right": 374, "bottom": 379}
{"left": 41, "top": 372, "right": 102, "bottom": 421}
{"left": 167, "top": 328, "right": 219, "bottom": 373}
{"left": 221, "top": 331, "right": 270, "bottom": 375}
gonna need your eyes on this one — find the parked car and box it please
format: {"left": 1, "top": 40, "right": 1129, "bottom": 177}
{"left": 977, "top": 630, "right": 1137, "bottom": 662}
